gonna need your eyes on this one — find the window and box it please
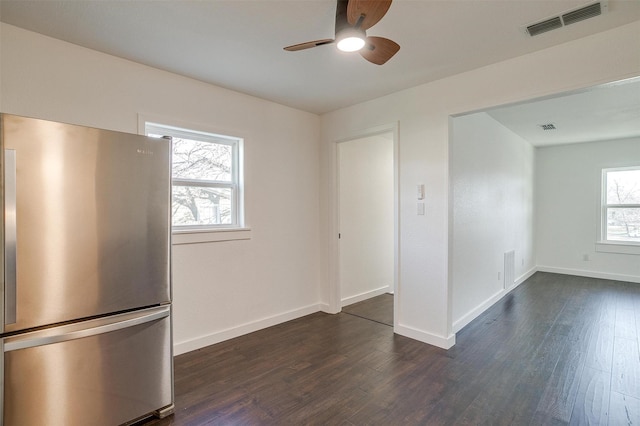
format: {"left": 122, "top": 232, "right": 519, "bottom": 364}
{"left": 145, "top": 122, "right": 243, "bottom": 229}
{"left": 602, "top": 167, "right": 640, "bottom": 244}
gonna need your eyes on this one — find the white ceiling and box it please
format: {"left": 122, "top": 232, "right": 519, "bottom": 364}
{"left": 1, "top": 0, "right": 639, "bottom": 145}
{"left": 486, "top": 78, "right": 640, "bottom": 146}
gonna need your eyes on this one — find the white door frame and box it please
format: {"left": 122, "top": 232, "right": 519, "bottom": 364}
{"left": 328, "top": 122, "right": 400, "bottom": 329}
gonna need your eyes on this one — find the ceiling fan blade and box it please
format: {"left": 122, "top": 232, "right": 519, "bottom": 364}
{"left": 347, "top": 0, "right": 392, "bottom": 30}
{"left": 284, "top": 39, "right": 335, "bottom": 51}
{"left": 360, "top": 36, "right": 399, "bottom": 65}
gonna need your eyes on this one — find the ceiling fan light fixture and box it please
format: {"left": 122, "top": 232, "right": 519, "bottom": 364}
{"left": 283, "top": 0, "right": 399, "bottom": 64}
{"left": 337, "top": 36, "right": 365, "bottom": 52}
{"left": 336, "top": 28, "right": 366, "bottom": 52}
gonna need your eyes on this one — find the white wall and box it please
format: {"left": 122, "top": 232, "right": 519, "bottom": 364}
{"left": 320, "top": 21, "right": 640, "bottom": 348}
{"left": 2, "top": 19, "right": 639, "bottom": 355}
{"left": 536, "top": 137, "right": 640, "bottom": 282}
{"left": 338, "top": 134, "right": 394, "bottom": 305}
{"left": 0, "top": 23, "right": 322, "bottom": 355}
{"left": 451, "top": 112, "right": 535, "bottom": 331}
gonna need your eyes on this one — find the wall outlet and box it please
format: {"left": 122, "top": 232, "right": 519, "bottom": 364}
{"left": 583, "top": 254, "right": 590, "bottom": 261}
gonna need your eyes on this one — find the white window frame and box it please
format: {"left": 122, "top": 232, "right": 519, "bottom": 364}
{"left": 142, "top": 117, "right": 250, "bottom": 244}
{"left": 597, "top": 166, "right": 640, "bottom": 255}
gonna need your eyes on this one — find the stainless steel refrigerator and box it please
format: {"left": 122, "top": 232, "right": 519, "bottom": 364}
{"left": 0, "top": 114, "right": 174, "bottom": 425}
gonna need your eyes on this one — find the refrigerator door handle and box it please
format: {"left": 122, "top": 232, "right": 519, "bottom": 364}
{"left": 4, "top": 149, "right": 17, "bottom": 325}
{"left": 3, "top": 306, "right": 170, "bottom": 352}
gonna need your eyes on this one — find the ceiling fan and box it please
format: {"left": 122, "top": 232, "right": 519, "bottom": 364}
{"left": 283, "top": 0, "right": 400, "bottom": 65}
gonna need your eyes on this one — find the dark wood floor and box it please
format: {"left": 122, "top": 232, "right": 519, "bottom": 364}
{"left": 342, "top": 293, "right": 393, "bottom": 326}
{"left": 142, "top": 272, "right": 640, "bottom": 425}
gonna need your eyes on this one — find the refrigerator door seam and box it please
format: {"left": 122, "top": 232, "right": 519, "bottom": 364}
{"left": 4, "top": 306, "right": 169, "bottom": 352}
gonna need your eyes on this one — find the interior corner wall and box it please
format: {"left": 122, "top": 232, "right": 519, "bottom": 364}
{"left": 320, "top": 21, "right": 640, "bottom": 348}
{"left": 0, "top": 23, "right": 322, "bottom": 355}
{"left": 536, "top": 137, "right": 640, "bottom": 282}
{"left": 451, "top": 112, "right": 535, "bottom": 331}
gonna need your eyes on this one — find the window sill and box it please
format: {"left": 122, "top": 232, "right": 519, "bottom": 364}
{"left": 172, "top": 227, "right": 252, "bottom": 245}
{"left": 595, "top": 241, "right": 640, "bottom": 255}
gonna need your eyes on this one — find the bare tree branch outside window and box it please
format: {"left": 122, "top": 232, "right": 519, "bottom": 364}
{"left": 172, "top": 137, "right": 234, "bottom": 226}
{"left": 146, "top": 124, "right": 240, "bottom": 228}
{"left": 605, "top": 169, "right": 640, "bottom": 242}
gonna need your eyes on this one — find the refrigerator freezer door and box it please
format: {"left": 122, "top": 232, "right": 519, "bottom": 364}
{"left": 3, "top": 306, "right": 173, "bottom": 425}
{"left": 1, "top": 114, "right": 171, "bottom": 332}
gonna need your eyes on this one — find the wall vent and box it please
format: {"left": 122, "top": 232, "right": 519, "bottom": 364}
{"left": 504, "top": 251, "right": 515, "bottom": 289}
{"left": 525, "top": 1, "right": 608, "bottom": 37}
{"left": 539, "top": 123, "right": 556, "bottom": 130}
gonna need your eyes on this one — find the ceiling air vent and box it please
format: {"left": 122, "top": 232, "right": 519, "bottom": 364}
{"left": 527, "top": 17, "right": 563, "bottom": 36}
{"left": 562, "top": 2, "right": 603, "bottom": 26}
{"left": 524, "top": 1, "right": 608, "bottom": 37}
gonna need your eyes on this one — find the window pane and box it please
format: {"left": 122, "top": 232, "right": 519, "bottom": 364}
{"left": 606, "top": 207, "right": 640, "bottom": 242}
{"left": 172, "top": 137, "right": 232, "bottom": 181}
{"left": 172, "top": 185, "right": 232, "bottom": 226}
{"left": 606, "top": 170, "right": 640, "bottom": 204}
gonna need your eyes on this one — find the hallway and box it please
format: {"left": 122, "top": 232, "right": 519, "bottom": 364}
{"left": 342, "top": 293, "right": 393, "bottom": 326}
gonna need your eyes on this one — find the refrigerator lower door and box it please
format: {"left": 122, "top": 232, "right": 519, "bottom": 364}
{"left": 2, "top": 306, "right": 173, "bottom": 426}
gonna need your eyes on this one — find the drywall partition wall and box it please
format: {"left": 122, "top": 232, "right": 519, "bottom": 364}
{"left": 338, "top": 134, "right": 394, "bottom": 305}
{"left": 320, "top": 21, "right": 640, "bottom": 349}
{"left": 0, "top": 23, "right": 322, "bottom": 355}
{"left": 451, "top": 112, "right": 535, "bottom": 332}
{"left": 536, "top": 137, "right": 640, "bottom": 282}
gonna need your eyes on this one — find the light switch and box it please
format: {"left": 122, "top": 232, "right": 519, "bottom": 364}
{"left": 417, "top": 184, "right": 425, "bottom": 200}
{"left": 417, "top": 202, "right": 425, "bottom": 215}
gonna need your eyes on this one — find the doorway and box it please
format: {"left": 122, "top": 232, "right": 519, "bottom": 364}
{"left": 337, "top": 131, "right": 395, "bottom": 326}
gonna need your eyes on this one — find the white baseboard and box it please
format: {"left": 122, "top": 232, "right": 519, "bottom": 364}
{"left": 174, "top": 266, "right": 638, "bottom": 356}
{"left": 341, "top": 285, "right": 391, "bottom": 307}
{"left": 537, "top": 266, "right": 640, "bottom": 284}
{"left": 318, "top": 303, "right": 337, "bottom": 314}
{"left": 395, "top": 324, "right": 456, "bottom": 349}
{"left": 452, "top": 267, "right": 536, "bottom": 333}
{"left": 173, "top": 303, "right": 322, "bottom": 355}
{"left": 517, "top": 267, "right": 538, "bottom": 284}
